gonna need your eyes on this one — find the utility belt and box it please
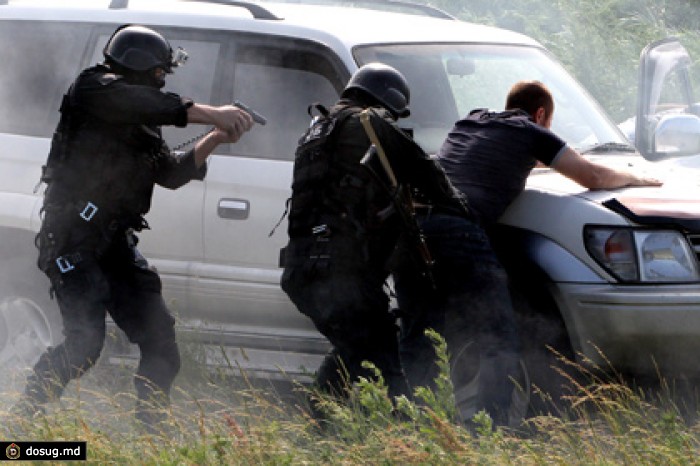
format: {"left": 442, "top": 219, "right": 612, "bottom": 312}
{"left": 43, "top": 199, "right": 148, "bottom": 232}
{"left": 39, "top": 199, "right": 148, "bottom": 276}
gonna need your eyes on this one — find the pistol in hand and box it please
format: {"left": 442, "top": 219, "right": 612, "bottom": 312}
{"left": 234, "top": 100, "right": 267, "bottom": 125}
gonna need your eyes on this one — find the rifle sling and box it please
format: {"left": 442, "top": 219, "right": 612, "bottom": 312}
{"left": 359, "top": 109, "right": 398, "bottom": 189}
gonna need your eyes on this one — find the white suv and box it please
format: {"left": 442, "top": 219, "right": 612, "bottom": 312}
{"left": 1, "top": 0, "right": 700, "bottom": 418}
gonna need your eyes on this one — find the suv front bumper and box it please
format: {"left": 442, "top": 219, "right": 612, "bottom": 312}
{"left": 555, "top": 282, "right": 700, "bottom": 376}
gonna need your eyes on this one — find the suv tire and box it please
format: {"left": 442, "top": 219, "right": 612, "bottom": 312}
{"left": 0, "top": 231, "right": 61, "bottom": 375}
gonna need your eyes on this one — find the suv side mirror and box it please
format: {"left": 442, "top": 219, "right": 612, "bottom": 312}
{"left": 635, "top": 38, "right": 697, "bottom": 161}
{"left": 652, "top": 113, "right": 700, "bottom": 158}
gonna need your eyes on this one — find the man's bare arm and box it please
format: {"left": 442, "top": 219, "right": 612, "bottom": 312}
{"left": 551, "top": 147, "right": 662, "bottom": 189}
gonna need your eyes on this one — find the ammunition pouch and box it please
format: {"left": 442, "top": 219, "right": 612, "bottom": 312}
{"left": 281, "top": 228, "right": 369, "bottom": 276}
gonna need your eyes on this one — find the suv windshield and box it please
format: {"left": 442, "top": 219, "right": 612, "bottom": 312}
{"left": 355, "top": 43, "right": 626, "bottom": 155}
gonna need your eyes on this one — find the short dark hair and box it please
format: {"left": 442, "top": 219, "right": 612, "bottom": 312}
{"left": 505, "top": 80, "right": 554, "bottom": 119}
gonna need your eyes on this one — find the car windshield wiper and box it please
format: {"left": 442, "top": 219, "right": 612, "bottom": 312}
{"left": 580, "top": 142, "right": 636, "bottom": 154}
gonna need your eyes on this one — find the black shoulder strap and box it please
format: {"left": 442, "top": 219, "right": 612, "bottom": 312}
{"left": 308, "top": 102, "right": 330, "bottom": 118}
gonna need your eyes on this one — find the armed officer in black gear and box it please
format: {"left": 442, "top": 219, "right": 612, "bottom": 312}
{"left": 281, "top": 63, "right": 467, "bottom": 409}
{"left": 15, "top": 24, "right": 254, "bottom": 426}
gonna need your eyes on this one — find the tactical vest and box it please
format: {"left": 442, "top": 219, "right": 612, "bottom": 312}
{"left": 287, "top": 104, "right": 343, "bottom": 238}
{"left": 283, "top": 104, "right": 399, "bottom": 273}
{"left": 41, "top": 76, "right": 164, "bottom": 227}
{"left": 36, "top": 74, "right": 164, "bottom": 275}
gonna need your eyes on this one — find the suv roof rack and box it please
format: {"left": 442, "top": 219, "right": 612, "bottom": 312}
{"left": 261, "top": 0, "right": 455, "bottom": 20}
{"left": 105, "top": 0, "right": 451, "bottom": 21}
{"left": 108, "top": 0, "right": 281, "bottom": 19}
{"left": 349, "top": 0, "right": 454, "bottom": 19}
{"left": 185, "top": 0, "right": 281, "bottom": 19}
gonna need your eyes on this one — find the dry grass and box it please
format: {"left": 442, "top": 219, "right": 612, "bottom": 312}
{"left": 2, "top": 335, "right": 700, "bottom": 465}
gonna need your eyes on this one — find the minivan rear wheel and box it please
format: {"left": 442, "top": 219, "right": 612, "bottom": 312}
{"left": 0, "top": 232, "right": 61, "bottom": 377}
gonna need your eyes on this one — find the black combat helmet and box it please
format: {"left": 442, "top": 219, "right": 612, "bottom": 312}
{"left": 342, "top": 63, "right": 411, "bottom": 118}
{"left": 103, "top": 24, "right": 186, "bottom": 73}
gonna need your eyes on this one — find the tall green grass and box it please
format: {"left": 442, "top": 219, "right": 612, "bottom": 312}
{"left": 2, "top": 332, "right": 699, "bottom": 465}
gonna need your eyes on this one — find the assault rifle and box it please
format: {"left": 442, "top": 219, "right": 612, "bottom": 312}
{"left": 358, "top": 109, "right": 435, "bottom": 287}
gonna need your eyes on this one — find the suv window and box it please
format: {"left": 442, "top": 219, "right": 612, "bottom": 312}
{"left": 0, "top": 20, "right": 90, "bottom": 137}
{"left": 356, "top": 44, "right": 625, "bottom": 154}
{"left": 3, "top": 20, "right": 343, "bottom": 163}
{"left": 228, "top": 43, "right": 343, "bottom": 161}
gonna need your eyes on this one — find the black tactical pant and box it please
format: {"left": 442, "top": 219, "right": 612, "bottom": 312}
{"left": 281, "top": 265, "right": 410, "bottom": 402}
{"left": 393, "top": 214, "right": 521, "bottom": 427}
{"left": 24, "top": 232, "right": 180, "bottom": 422}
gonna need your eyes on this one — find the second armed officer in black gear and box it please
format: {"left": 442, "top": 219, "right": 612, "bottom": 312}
{"left": 280, "top": 63, "right": 468, "bottom": 411}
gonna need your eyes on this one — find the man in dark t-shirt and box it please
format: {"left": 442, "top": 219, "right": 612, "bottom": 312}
{"left": 439, "top": 108, "right": 566, "bottom": 226}
{"left": 440, "top": 81, "right": 660, "bottom": 226}
{"left": 393, "top": 80, "right": 660, "bottom": 428}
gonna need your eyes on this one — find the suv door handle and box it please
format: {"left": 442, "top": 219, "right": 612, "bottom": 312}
{"left": 217, "top": 198, "right": 249, "bottom": 220}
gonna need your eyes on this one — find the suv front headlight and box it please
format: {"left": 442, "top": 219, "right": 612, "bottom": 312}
{"left": 584, "top": 226, "right": 700, "bottom": 283}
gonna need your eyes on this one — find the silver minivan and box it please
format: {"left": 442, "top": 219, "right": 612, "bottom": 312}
{"left": 1, "top": 0, "right": 700, "bottom": 420}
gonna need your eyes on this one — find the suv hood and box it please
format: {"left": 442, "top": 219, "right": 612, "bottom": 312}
{"left": 519, "top": 153, "right": 700, "bottom": 229}
{"left": 500, "top": 154, "right": 700, "bottom": 276}
{"left": 603, "top": 196, "right": 700, "bottom": 231}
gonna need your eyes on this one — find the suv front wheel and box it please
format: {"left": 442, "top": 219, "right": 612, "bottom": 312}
{"left": 451, "top": 338, "right": 531, "bottom": 428}
{"left": 449, "top": 283, "right": 576, "bottom": 428}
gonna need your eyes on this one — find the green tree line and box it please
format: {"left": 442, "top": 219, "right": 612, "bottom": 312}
{"left": 425, "top": 0, "right": 700, "bottom": 123}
